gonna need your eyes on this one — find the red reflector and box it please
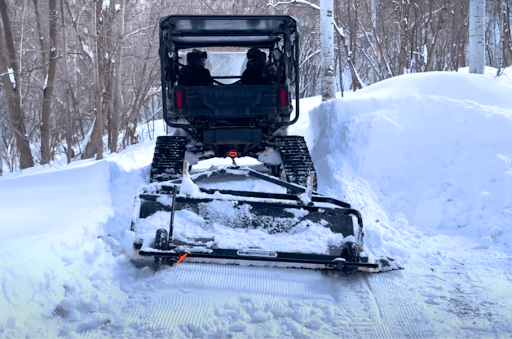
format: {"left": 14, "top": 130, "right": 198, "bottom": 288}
{"left": 280, "top": 88, "right": 287, "bottom": 107}
{"left": 177, "top": 253, "right": 188, "bottom": 263}
{"left": 176, "top": 90, "right": 183, "bottom": 109}
{"left": 228, "top": 151, "right": 238, "bottom": 158}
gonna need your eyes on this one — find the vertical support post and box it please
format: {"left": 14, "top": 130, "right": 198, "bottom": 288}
{"left": 168, "top": 185, "right": 177, "bottom": 243}
{"left": 183, "top": 160, "right": 189, "bottom": 175}
{"left": 309, "top": 171, "right": 315, "bottom": 198}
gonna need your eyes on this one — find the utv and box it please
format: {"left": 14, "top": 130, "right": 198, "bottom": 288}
{"left": 131, "top": 15, "right": 398, "bottom": 273}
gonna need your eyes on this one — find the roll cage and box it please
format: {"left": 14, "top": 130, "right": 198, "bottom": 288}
{"left": 159, "top": 15, "right": 300, "bottom": 134}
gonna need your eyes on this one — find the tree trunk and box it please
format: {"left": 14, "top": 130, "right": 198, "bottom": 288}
{"left": 397, "top": 1, "right": 411, "bottom": 75}
{"left": 0, "top": 0, "right": 34, "bottom": 169}
{"left": 100, "top": 6, "right": 114, "bottom": 153}
{"left": 369, "top": 0, "right": 379, "bottom": 82}
{"left": 502, "top": 3, "right": 512, "bottom": 65}
{"left": 0, "top": 116, "right": 3, "bottom": 176}
{"left": 347, "top": 0, "right": 362, "bottom": 91}
{"left": 40, "top": 0, "right": 58, "bottom": 164}
{"left": 83, "top": 0, "right": 104, "bottom": 160}
{"left": 498, "top": 0, "right": 504, "bottom": 71}
{"left": 469, "top": 0, "right": 486, "bottom": 74}
{"left": 424, "top": 1, "right": 448, "bottom": 72}
{"left": 320, "top": 0, "right": 335, "bottom": 100}
{"left": 60, "top": 0, "right": 73, "bottom": 163}
{"left": 111, "top": 0, "right": 125, "bottom": 153}
{"left": 32, "top": 0, "right": 48, "bottom": 78}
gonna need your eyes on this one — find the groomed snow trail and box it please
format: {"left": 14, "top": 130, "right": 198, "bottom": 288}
{"left": 82, "top": 261, "right": 424, "bottom": 338}
{"left": 77, "top": 245, "right": 512, "bottom": 338}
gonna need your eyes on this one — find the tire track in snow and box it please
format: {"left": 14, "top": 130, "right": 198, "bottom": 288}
{"left": 364, "top": 272, "right": 431, "bottom": 339}
{"left": 118, "top": 295, "right": 213, "bottom": 335}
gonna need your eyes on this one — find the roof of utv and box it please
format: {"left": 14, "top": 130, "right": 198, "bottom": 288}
{"left": 159, "top": 15, "right": 297, "bottom": 48}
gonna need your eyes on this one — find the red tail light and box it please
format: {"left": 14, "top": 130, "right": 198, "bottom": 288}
{"left": 280, "top": 88, "right": 287, "bottom": 107}
{"left": 176, "top": 90, "right": 183, "bottom": 109}
{"left": 228, "top": 151, "right": 238, "bottom": 158}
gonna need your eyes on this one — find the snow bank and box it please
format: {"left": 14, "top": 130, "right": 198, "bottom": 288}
{"left": 0, "top": 160, "right": 122, "bottom": 337}
{"left": 308, "top": 71, "right": 512, "bottom": 257}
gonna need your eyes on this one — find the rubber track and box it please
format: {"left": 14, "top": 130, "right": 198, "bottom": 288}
{"left": 150, "top": 136, "right": 187, "bottom": 183}
{"left": 274, "top": 136, "right": 317, "bottom": 190}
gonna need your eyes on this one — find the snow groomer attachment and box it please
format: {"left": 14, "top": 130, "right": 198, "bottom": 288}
{"left": 131, "top": 162, "right": 395, "bottom": 273}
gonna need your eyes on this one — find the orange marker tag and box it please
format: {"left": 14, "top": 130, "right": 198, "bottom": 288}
{"left": 177, "top": 253, "right": 188, "bottom": 263}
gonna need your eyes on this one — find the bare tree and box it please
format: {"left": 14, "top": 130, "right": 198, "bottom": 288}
{"left": 84, "top": 0, "right": 105, "bottom": 160}
{"left": 40, "top": 0, "right": 59, "bottom": 164}
{"left": 0, "top": 0, "right": 34, "bottom": 169}
{"left": 502, "top": 1, "right": 512, "bottom": 65}
{"left": 450, "top": 0, "right": 469, "bottom": 71}
{"left": 111, "top": 0, "right": 125, "bottom": 153}
{"left": 424, "top": 1, "right": 448, "bottom": 72}
{"left": 60, "top": 0, "right": 73, "bottom": 163}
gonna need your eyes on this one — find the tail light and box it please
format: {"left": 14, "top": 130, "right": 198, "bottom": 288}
{"left": 280, "top": 88, "right": 287, "bottom": 107}
{"left": 176, "top": 90, "right": 183, "bottom": 109}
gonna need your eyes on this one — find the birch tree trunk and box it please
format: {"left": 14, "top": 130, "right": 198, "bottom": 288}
{"left": 0, "top": 0, "right": 34, "bottom": 169}
{"left": 320, "top": 0, "right": 335, "bottom": 101}
{"left": 40, "top": 0, "right": 58, "bottom": 164}
{"left": 469, "top": 0, "right": 486, "bottom": 74}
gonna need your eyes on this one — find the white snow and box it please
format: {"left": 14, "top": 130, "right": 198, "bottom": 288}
{"left": 1, "top": 68, "right": 512, "bottom": 338}
{"left": 307, "top": 69, "right": 512, "bottom": 258}
{"left": 82, "top": 44, "right": 93, "bottom": 60}
{"left": 7, "top": 68, "right": 15, "bottom": 88}
{"left": 179, "top": 173, "right": 202, "bottom": 197}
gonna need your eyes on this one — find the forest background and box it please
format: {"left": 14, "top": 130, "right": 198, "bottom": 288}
{"left": 0, "top": 0, "right": 509, "bottom": 173}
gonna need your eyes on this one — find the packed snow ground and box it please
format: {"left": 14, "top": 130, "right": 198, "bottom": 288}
{"left": 1, "top": 68, "right": 512, "bottom": 338}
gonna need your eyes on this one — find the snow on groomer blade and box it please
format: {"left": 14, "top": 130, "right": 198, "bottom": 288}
{"left": 131, "top": 163, "right": 402, "bottom": 274}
